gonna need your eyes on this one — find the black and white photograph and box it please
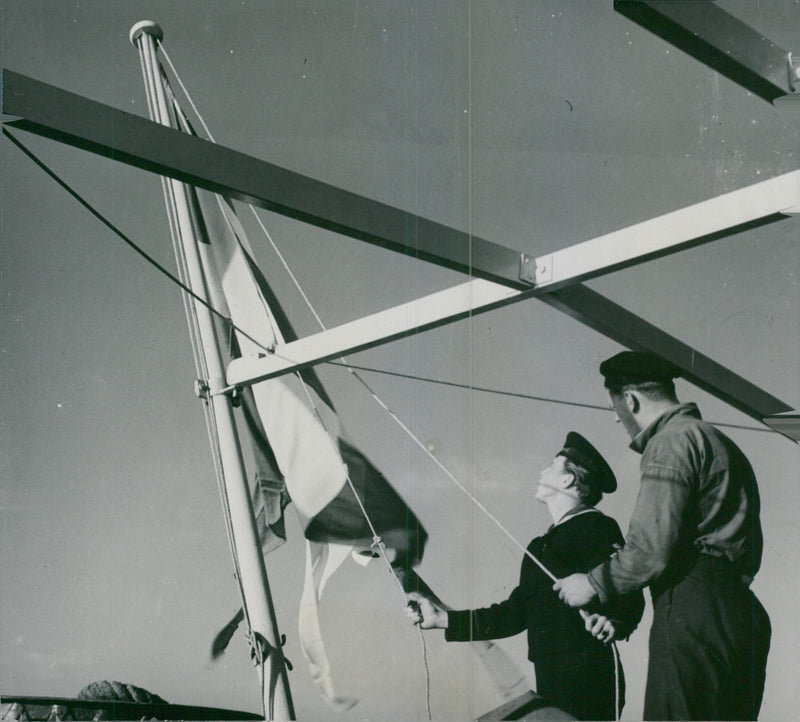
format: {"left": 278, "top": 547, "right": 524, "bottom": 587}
{"left": 1, "top": 2, "right": 798, "bottom": 720}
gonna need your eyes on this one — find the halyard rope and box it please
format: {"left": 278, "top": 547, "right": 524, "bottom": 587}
{"left": 158, "top": 45, "right": 621, "bottom": 721}
{"left": 159, "top": 41, "right": 435, "bottom": 718}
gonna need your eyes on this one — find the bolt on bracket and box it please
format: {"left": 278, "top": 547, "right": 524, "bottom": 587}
{"left": 519, "top": 253, "right": 554, "bottom": 286}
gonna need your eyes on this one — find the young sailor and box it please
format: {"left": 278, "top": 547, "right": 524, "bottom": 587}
{"left": 555, "top": 352, "right": 771, "bottom": 720}
{"left": 407, "top": 432, "right": 644, "bottom": 721}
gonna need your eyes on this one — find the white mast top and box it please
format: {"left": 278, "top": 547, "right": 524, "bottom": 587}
{"left": 129, "top": 20, "right": 163, "bottom": 46}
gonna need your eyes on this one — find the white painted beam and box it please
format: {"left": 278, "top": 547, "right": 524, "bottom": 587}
{"left": 227, "top": 171, "right": 799, "bottom": 394}
{"left": 525, "top": 170, "right": 800, "bottom": 288}
{"left": 227, "top": 279, "right": 526, "bottom": 386}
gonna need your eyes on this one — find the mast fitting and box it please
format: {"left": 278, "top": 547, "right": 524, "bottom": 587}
{"left": 129, "top": 21, "right": 164, "bottom": 47}
{"left": 194, "top": 378, "right": 210, "bottom": 401}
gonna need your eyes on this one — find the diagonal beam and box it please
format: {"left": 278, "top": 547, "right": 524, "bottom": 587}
{"left": 227, "top": 277, "right": 794, "bottom": 422}
{"left": 228, "top": 274, "right": 792, "bottom": 420}
{"left": 3, "top": 69, "right": 794, "bottom": 421}
{"left": 227, "top": 279, "right": 530, "bottom": 387}
{"left": 540, "top": 285, "right": 792, "bottom": 420}
{"left": 227, "top": 172, "right": 797, "bottom": 422}
{"left": 1, "top": 69, "right": 523, "bottom": 288}
{"left": 614, "top": 1, "right": 793, "bottom": 104}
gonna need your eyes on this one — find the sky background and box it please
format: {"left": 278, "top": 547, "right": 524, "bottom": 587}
{"left": 1, "top": 1, "right": 798, "bottom": 720}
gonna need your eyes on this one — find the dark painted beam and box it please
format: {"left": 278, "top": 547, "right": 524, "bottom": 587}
{"left": 541, "top": 285, "right": 792, "bottom": 419}
{"left": 2, "top": 68, "right": 793, "bottom": 422}
{"left": 1, "top": 69, "right": 525, "bottom": 288}
{"left": 614, "top": 1, "right": 792, "bottom": 104}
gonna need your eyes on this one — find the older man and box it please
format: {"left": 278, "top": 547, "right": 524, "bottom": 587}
{"left": 554, "top": 351, "right": 771, "bottom": 721}
{"left": 408, "top": 432, "right": 644, "bottom": 721}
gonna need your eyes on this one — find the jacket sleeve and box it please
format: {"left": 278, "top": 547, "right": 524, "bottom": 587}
{"left": 598, "top": 583, "right": 644, "bottom": 641}
{"left": 445, "top": 582, "right": 530, "bottom": 642}
{"left": 575, "top": 515, "right": 645, "bottom": 638}
{"left": 588, "top": 445, "right": 693, "bottom": 602}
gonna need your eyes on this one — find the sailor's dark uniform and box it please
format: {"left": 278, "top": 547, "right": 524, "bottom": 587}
{"left": 447, "top": 507, "right": 644, "bottom": 721}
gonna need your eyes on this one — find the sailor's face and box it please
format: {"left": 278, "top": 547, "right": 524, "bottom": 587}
{"left": 535, "top": 455, "right": 569, "bottom": 501}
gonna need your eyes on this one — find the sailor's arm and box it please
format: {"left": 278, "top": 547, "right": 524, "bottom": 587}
{"left": 407, "top": 587, "right": 529, "bottom": 641}
{"left": 556, "top": 460, "right": 692, "bottom": 606}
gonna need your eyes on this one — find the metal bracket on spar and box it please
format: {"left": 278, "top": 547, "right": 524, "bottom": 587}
{"left": 519, "top": 253, "right": 553, "bottom": 286}
{"left": 774, "top": 52, "right": 800, "bottom": 110}
{"left": 194, "top": 376, "right": 240, "bottom": 402}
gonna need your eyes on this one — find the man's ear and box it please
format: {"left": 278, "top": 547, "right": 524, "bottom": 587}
{"left": 624, "top": 390, "right": 640, "bottom": 414}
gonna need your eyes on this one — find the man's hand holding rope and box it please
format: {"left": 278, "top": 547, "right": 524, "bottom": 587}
{"left": 553, "top": 572, "right": 596, "bottom": 607}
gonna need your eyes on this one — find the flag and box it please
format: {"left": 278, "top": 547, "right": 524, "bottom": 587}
{"left": 192, "top": 187, "right": 428, "bottom": 706}
{"left": 192, "top": 188, "right": 531, "bottom": 706}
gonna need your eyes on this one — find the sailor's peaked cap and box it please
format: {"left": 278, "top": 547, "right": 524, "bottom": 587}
{"left": 558, "top": 431, "right": 616, "bottom": 493}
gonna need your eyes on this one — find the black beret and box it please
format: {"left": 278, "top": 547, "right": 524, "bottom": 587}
{"left": 559, "top": 431, "right": 616, "bottom": 493}
{"left": 599, "top": 351, "right": 681, "bottom": 389}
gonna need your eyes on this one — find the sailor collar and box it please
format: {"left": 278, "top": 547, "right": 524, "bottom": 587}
{"left": 550, "top": 504, "right": 599, "bottom": 531}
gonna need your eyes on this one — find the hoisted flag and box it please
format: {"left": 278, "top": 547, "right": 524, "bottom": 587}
{"left": 192, "top": 187, "right": 427, "bottom": 706}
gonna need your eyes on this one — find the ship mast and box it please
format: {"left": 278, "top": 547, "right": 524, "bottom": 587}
{"left": 129, "top": 20, "right": 294, "bottom": 720}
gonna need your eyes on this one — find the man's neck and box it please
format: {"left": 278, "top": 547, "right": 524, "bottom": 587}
{"left": 546, "top": 496, "right": 582, "bottom": 525}
{"left": 638, "top": 399, "right": 682, "bottom": 433}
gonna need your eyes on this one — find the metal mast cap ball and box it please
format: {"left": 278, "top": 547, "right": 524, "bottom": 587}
{"left": 129, "top": 21, "right": 163, "bottom": 47}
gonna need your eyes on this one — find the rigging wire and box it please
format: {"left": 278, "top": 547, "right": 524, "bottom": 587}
{"left": 322, "top": 361, "right": 776, "bottom": 434}
{"left": 325, "top": 361, "right": 612, "bottom": 411}
{"left": 2, "top": 129, "right": 275, "bottom": 360}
